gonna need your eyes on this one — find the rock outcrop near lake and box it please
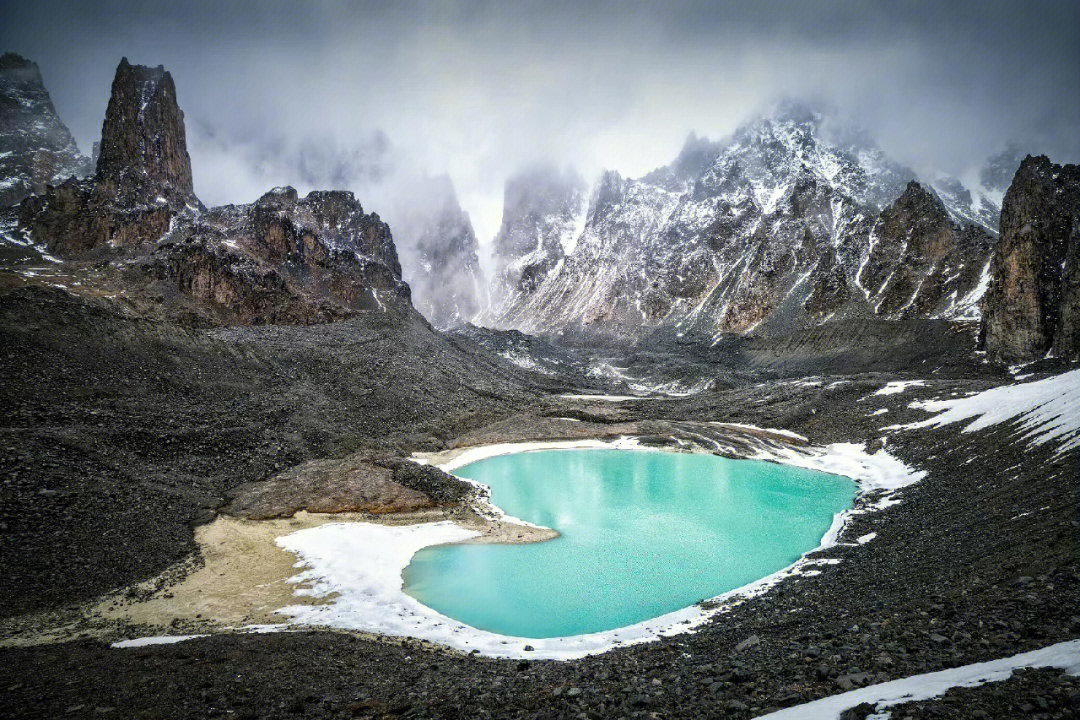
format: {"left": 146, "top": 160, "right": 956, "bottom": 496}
{"left": 981, "top": 156, "right": 1080, "bottom": 362}
{"left": 224, "top": 454, "right": 473, "bottom": 519}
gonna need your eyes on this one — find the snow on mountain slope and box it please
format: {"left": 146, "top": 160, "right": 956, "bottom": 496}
{"left": 483, "top": 165, "right": 586, "bottom": 323}
{"left": 0, "top": 53, "right": 92, "bottom": 208}
{"left": 485, "top": 102, "right": 999, "bottom": 340}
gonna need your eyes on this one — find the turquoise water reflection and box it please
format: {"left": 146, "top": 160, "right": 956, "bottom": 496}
{"left": 404, "top": 449, "right": 854, "bottom": 638}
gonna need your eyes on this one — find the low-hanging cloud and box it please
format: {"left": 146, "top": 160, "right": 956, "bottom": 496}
{"left": 3, "top": 0, "right": 1078, "bottom": 253}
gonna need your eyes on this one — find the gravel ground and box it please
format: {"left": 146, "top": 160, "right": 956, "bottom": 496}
{"left": 0, "top": 286, "right": 543, "bottom": 616}
{"left": 841, "top": 667, "right": 1080, "bottom": 719}
{"left": 1, "top": 284, "right": 1077, "bottom": 719}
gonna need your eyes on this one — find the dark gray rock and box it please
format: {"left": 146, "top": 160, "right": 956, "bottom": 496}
{"left": 94, "top": 58, "right": 197, "bottom": 210}
{"left": 981, "top": 155, "right": 1080, "bottom": 362}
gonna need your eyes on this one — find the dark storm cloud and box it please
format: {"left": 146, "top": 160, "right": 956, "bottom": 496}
{"left": 1, "top": 0, "right": 1078, "bottom": 248}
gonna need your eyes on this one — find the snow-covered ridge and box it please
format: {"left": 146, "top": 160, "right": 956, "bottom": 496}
{"left": 755, "top": 639, "right": 1080, "bottom": 720}
{"left": 485, "top": 103, "right": 1003, "bottom": 339}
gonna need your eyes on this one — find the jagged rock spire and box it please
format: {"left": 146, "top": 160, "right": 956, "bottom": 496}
{"left": 94, "top": 57, "right": 197, "bottom": 208}
{"left": 981, "top": 155, "right": 1080, "bottom": 362}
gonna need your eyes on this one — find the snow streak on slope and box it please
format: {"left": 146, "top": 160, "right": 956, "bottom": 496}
{"left": 755, "top": 639, "right": 1080, "bottom": 720}
{"left": 486, "top": 102, "right": 998, "bottom": 339}
{"left": 892, "top": 370, "right": 1080, "bottom": 454}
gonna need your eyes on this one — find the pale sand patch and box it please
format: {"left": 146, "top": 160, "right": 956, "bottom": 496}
{"left": 94, "top": 512, "right": 353, "bottom": 629}
{"left": 0, "top": 502, "right": 556, "bottom": 648}
{"left": 93, "top": 507, "right": 553, "bottom": 631}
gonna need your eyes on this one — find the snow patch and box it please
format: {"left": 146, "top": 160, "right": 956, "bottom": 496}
{"left": 754, "top": 639, "right": 1080, "bottom": 720}
{"left": 889, "top": 369, "right": 1080, "bottom": 454}
{"left": 559, "top": 393, "right": 656, "bottom": 402}
{"left": 112, "top": 634, "right": 208, "bottom": 648}
{"left": 498, "top": 350, "right": 555, "bottom": 375}
{"left": 873, "top": 380, "right": 926, "bottom": 396}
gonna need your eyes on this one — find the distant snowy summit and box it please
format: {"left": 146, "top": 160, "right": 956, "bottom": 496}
{"left": 390, "top": 175, "right": 485, "bottom": 330}
{"left": 0, "top": 53, "right": 93, "bottom": 208}
{"left": 484, "top": 101, "right": 1020, "bottom": 341}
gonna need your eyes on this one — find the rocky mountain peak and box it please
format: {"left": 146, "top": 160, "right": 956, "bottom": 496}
{"left": 893, "top": 181, "right": 950, "bottom": 221}
{"left": 94, "top": 57, "right": 196, "bottom": 209}
{"left": 489, "top": 164, "right": 585, "bottom": 306}
{"left": 644, "top": 133, "right": 722, "bottom": 188}
{"left": 0, "top": 51, "right": 40, "bottom": 78}
{"left": 858, "top": 180, "right": 992, "bottom": 319}
{"left": 691, "top": 104, "right": 917, "bottom": 214}
{"left": 15, "top": 58, "right": 200, "bottom": 256}
{"left": 390, "top": 175, "right": 483, "bottom": 329}
{"left": 0, "top": 52, "right": 92, "bottom": 207}
{"left": 981, "top": 155, "right": 1080, "bottom": 362}
{"left": 484, "top": 103, "right": 1001, "bottom": 339}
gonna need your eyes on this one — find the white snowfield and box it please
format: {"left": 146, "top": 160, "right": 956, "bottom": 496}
{"left": 753, "top": 639, "right": 1080, "bottom": 720}
{"left": 268, "top": 436, "right": 924, "bottom": 660}
{"left": 872, "top": 379, "right": 926, "bottom": 396}
{"left": 113, "top": 634, "right": 207, "bottom": 648}
{"left": 889, "top": 369, "right": 1080, "bottom": 454}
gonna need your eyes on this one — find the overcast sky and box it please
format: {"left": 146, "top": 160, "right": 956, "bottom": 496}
{"left": 2, "top": 0, "right": 1078, "bottom": 249}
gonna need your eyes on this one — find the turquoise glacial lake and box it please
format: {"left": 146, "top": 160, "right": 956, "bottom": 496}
{"left": 403, "top": 449, "right": 855, "bottom": 638}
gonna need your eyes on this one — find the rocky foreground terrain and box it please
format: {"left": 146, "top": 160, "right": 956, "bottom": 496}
{"left": 0, "top": 54, "right": 1078, "bottom": 719}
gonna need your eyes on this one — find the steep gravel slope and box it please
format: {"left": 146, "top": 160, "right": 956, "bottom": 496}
{"left": 0, "top": 285, "right": 540, "bottom": 615}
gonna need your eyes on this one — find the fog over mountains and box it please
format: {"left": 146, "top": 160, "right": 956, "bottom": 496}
{"left": 1, "top": 0, "right": 1078, "bottom": 331}
{"left": 3, "top": 2, "right": 1077, "bottom": 236}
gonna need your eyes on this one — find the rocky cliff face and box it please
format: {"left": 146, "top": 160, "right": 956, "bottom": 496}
{"left": 16, "top": 58, "right": 199, "bottom": 256}
{"left": 981, "top": 156, "right": 1080, "bottom": 362}
{"left": 392, "top": 176, "right": 483, "bottom": 329}
{"left": 858, "top": 181, "right": 993, "bottom": 319}
{"left": 0, "top": 53, "right": 92, "bottom": 208}
{"left": 94, "top": 58, "right": 197, "bottom": 209}
{"left": 487, "top": 165, "right": 585, "bottom": 316}
{"left": 140, "top": 187, "right": 409, "bottom": 324}
{"left": 487, "top": 104, "right": 995, "bottom": 340}
{"left": 2, "top": 57, "right": 412, "bottom": 326}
